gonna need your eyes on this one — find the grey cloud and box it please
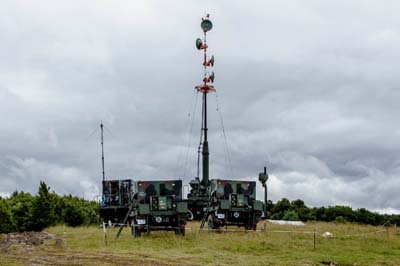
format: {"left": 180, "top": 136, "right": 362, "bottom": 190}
{"left": 1, "top": 1, "right": 399, "bottom": 213}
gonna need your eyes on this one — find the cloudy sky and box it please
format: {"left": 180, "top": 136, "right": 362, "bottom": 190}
{"left": 1, "top": 1, "right": 399, "bottom": 213}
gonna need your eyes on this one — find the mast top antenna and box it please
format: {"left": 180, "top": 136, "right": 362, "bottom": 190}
{"left": 194, "top": 14, "right": 215, "bottom": 186}
{"left": 195, "top": 14, "right": 215, "bottom": 95}
{"left": 201, "top": 15, "right": 213, "bottom": 32}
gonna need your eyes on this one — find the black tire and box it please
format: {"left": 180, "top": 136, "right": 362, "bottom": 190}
{"left": 131, "top": 220, "right": 142, "bottom": 238}
{"left": 207, "top": 214, "right": 213, "bottom": 231}
{"left": 207, "top": 214, "right": 219, "bottom": 231}
{"left": 252, "top": 221, "right": 257, "bottom": 231}
{"left": 131, "top": 223, "right": 136, "bottom": 237}
{"left": 244, "top": 220, "right": 257, "bottom": 231}
{"left": 175, "top": 225, "right": 185, "bottom": 236}
{"left": 246, "top": 224, "right": 257, "bottom": 231}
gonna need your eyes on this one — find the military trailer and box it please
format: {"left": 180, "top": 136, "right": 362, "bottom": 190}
{"left": 131, "top": 180, "right": 188, "bottom": 236}
{"left": 99, "top": 178, "right": 188, "bottom": 236}
{"left": 99, "top": 179, "right": 133, "bottom": 224}
{"left": 205, "top": 179, "right": 264, "bottom": 230}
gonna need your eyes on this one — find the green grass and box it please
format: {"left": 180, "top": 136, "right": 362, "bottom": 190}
{"left": 1, "top": 221, "right": 399, "bottom": 266}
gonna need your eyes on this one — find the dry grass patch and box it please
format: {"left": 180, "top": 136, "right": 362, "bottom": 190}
{"left": 0, "top": 221, "right": 398, "bottom": 266}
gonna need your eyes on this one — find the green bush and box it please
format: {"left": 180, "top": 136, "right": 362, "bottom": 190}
{"left": 31, "top": 181, "right": 56, "bottom": 231}
{"left": 335, "top": 216, "right": 346, "bottom": 223}
{"left": 63, "top": 203, "right": 85, "bottom": 227}
{"left": 1, "top": 181, "right": 399, "bottom": 233}
{"left": 0, "top": 199, "right": 15, "bottom": 233}
{"left": 9, "top": 192, "right": 35, "bottom": 231}
{"left": 282, "top": 210, "right": 299, "bottom": 221}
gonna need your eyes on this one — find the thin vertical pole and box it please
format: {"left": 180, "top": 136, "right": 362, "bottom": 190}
{"left": 103, "top": 222, "right": 107, "bottom": 246}
{"left": 101, "top": 122, "right": 105, "bottom": 181}
{"left": 202, "top": 93, "right": 209, "bottom": 186}
{"left": 313, "top": 229, "right": 316, "bottom": 251}
{"left": 386, "top": 225, "right": 389, "bottom": 239}
{"left": 196, "top": 15, "right": 214, "bottom": 187}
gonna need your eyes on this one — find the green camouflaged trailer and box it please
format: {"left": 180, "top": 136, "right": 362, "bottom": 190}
{"left": 132, "top": 180, "right": 188, "bottom": 236}
{"left": 99, "top": 179, "right": 188, "bottom": 237}
{"left": 204, "top": 179, "right": 264, "bottom": 230}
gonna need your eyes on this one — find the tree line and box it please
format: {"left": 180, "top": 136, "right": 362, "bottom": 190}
{"left": 1, "top": 182, "right": 399, "bottom": 234}
{"left": 266, "top": 198, "right": 400, "bottom": 226}
{"left": 0, "top": 181, "right": 99, "bottom": 233}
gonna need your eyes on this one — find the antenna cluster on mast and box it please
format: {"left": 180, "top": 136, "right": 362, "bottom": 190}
{"left": 195, "top": 14, "right": 215, "bottom": 186}
{"left": 195, "top": 14, "right": 216, "bottom": 94}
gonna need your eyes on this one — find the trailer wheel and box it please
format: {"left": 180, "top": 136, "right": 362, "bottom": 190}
{"left": 247, "top": 224, "right": 257, "bottom": 231}
{"left": 131, "top": 220, "right": 142, "bottom": 238}
{"left": 245, "top": 221, "right": 257, "bottom": 231}
{"left": 207, "top": 214, "right": 213, "bottom": 231}
{"left": 136, "top": 227, "right": 142, "bottom": 237}
{"left": 175, "top": 225, "right": 185, "bottom": 236}
{"left": 207, "top": 214, "right": 219, "bottom": 231}
{"left": 180, "top": 226, "right": 185, "bottom": 236}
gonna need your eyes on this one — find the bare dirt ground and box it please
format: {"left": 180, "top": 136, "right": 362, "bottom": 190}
{"left": 0, "top": 231, "right": 183, "bottom": 266}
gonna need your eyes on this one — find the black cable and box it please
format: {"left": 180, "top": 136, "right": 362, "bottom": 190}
{"left": 84, "top": 126, "right": 100, "bottom": 141}
{"left": 183, "top": 91, "right": 200, "bottom": 178}
{"left": 215, "top": 92, "right": 234, "bottom": 177}
{"left": 196, "top": 93, "right": 205, "bottom": 179}
{"left": 103, "top": 125, "right": 117, "bottom": 139}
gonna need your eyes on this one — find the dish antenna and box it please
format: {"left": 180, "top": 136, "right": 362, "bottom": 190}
{"left": 201, "top": 18, "right": 213, "bottom": 32}
{"left": 196, "top": 38, "right": 203, "bottom": 50}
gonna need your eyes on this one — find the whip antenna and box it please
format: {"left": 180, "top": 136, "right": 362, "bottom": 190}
{"left": 100, "top": 121, "right": 106, "bottom": 181}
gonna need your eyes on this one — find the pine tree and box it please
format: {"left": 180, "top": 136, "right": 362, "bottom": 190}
{"left": 31, "top": 181, "right": 55, "bottom": 231}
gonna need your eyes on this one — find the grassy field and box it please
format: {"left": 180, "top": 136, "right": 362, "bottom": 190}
{"left": 1, "top": 221, "right": 399, "bottom": 266}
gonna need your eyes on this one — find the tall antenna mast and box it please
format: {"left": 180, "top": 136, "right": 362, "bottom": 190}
{"left": 195, "top": 14, "right": 215, "bottom": 187}
{"left": 100, "top": 121, "right": 105, "bottom": 182}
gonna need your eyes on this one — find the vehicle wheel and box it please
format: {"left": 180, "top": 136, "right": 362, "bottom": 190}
{"left": 252, "top": 223, "right": 257, "bottom": 231}
{"left": 245, "top": 221, "right": 257, "bottom": 231}
{"left": 131, "top": 222, "right": 136, "bottom": 237}
{"left": 136, "top": 228, "right": 142, "bottom": 237}
{"left": 180, "top": 226, "right": 185, "bottom": 236}
{"left": 207, "top": 214, "right": 219, "bottom": 231}
{"left": 175, "top": 225, "right": 185, "bottom": 236}
{"left": 249, "top": 224, "right": 257, "bottom": 231}
{"left": 131, "top": 220, "right": 142, "bottom": 238}
{"left": 207, "top": 214, "right": 213, "bottom": 231}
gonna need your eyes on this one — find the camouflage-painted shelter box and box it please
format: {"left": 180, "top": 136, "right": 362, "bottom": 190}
{"left": 205, "top": 179, "right": 264, "bottom": 230}
{"left": 132, "top": 180, "right": 188, "bottom": 235}
{"left": 99, "top": 179, "right": 134, "bottom": 223}
{"left": 99, "top": 179, "right": 188, "bottom": 236}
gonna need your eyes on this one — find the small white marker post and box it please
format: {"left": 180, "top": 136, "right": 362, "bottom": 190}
{"left": 103, "top": 222, "right": 107, "bottom": 246}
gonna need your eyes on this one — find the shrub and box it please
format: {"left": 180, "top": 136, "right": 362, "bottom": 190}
{"left": 282, "top": 210, "right": 300, "bottom": 221}
{"left": 0, "top": 199, "right": 15, "bottom": 233}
